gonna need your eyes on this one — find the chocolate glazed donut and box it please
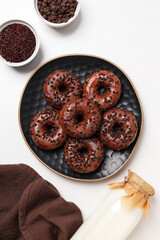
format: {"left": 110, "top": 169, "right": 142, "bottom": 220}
{"left": 64, "top": 138, "right": 104, "bottom": 173}
{"left": 83, "top": 70, "right": 121, "bottom": 111}
{"left": 59, "top": 98, "right": 102, "bottom": 139}
{"left": 43, "top": 69, "right": 82, "bottom": 109}
{"left": 100, "top": 108, "right": 138, "bottom": 151}
{"left": 30, "top": 108, "right": 67, "bottom": 150}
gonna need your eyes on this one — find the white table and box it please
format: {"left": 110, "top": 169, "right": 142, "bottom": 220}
{"left": 0, "top": 0, "right": 159, "bottom": 239}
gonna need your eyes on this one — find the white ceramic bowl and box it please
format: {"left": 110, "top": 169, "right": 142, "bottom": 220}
{"left": 34, "top": 0, "right": 81, "bottom": 28}
{"left": 0, "top": 20, "right": 40, "bottom": 67}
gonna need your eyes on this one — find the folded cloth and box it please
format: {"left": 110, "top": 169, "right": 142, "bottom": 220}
{"left": 0, "top": 164, "right": 83, "bottom": 240}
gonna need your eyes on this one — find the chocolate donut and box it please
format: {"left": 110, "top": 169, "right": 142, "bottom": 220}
{"left": 83, "top": 70, "right": 121, "bottom": 111}
{"left": 100, "top": 108, "right": 138, "bottom": 151}
{"left": 43, "top": 69, "right": 82, "bottom": 109}
{"left": 59, "top": 98, "right": 102, "bottom": 139}
{"left": 30, "top": 108, "right": 67, "bottom": 150}
{"left": 64, "top": 138, "right": 104, "bottom": 173}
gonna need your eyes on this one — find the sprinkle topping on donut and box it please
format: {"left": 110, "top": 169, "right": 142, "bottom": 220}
{"left": 83, "top": 70, "right": 121, "bottom": 111}
{"left": 30, "top": 108, "right": 67, "bottom": 150}
{"left": 60, "top": 98, "right": 102, "bottom": 139}
{"left": 43, "top": 69, "right": 82, "bottom": 109}
{"left": 100, "top": 108, "right": 138, "bottom": 151}
{"left": 64, "top": 138, "right": 104, "bottom": 173}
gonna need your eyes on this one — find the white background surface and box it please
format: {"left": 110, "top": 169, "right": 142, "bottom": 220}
{"left": 0, "top": 0, "right": 160, "bottom": 239}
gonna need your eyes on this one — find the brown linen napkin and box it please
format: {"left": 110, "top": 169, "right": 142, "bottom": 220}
{"left": 0, "top": 164, "right": 83, "bottom": 240}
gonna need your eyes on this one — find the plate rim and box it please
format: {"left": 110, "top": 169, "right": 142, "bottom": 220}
{"left": 18, "top": 53, "right": 144, "bottom": 182}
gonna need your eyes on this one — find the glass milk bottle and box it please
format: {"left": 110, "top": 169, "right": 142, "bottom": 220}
{"left": 71, "top": 170, "right": 155, "bottom": 240}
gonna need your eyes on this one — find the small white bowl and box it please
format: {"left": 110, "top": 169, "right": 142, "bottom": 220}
{"left": 0, "top": 20, "right": 40, "bottom": 67}
{"left": 34, "top": 0, "right": 81, "bottom": 28}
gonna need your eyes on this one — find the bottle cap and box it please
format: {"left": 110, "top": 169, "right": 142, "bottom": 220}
{"left": 127, "top": 170, "right": 155, "bottom": 198}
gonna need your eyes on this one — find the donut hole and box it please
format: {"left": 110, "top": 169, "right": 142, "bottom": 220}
{"left": 113, "top": 123, "right": 122, "bottom": 133}
{"left": 46, "top": 125, "right": 55, "bottom": 133}
{"left": 97, "top": 84, "right": 107, "bottom": 95}
{"left": 59, "top": 84, "right": 67, "bottom": 93}
{"left": 75, "top": 112, "right": 84, "bottom": 123}
{"left": 79, "top": 146, "right": 88, "bottom": 156}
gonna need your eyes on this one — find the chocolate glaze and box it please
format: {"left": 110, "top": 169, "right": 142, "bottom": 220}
{"left": 60, "top": 98, "right": 102, "bottom": 139}
{"left": 43, "top": 69, "right": 82, "bottom": 109}
{"left": 64, "top": 138, "right": 104, "bottom": 173}
{"left": 83, "top": 70, "right": 121, "bottom": 111}
{"left": 30, "top": 108, "right": 67, "bottom": 150}
{"left": 100, "top": 108, "right": 138, "bottom": 151}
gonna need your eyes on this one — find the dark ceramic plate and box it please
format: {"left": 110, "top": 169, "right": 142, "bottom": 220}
{"left": 19, "top": 55, "right": 143, "bottom": 181}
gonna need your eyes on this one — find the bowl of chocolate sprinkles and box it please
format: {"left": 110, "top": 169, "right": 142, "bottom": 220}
{"left": 0, "top": 20, "right": 40, "bottom": 67}
{"left": 35, "top": 0, "right": 81, "bottom": 28}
